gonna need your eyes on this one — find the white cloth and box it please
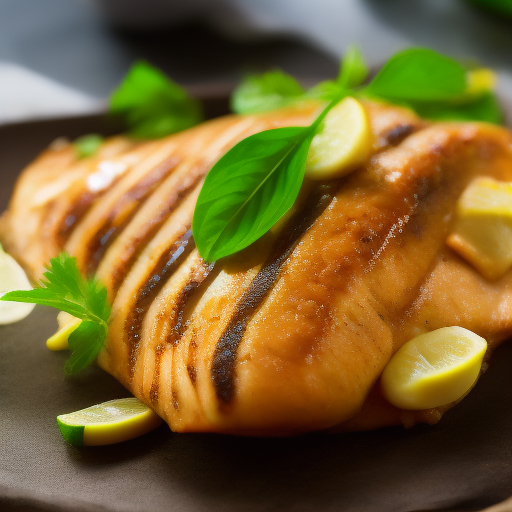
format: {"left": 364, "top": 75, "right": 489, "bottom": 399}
{"left": 0, "top": 61, "right": 102, "bottom": 124}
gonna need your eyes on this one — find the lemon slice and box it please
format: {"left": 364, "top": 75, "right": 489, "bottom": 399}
{"left": 447, "top": 178, "right": 512, "bottom": 280}
{"left": 465, "top": 68, "right": 496, "bottom": 98}
{"left": 306, "top": 97, "right": 372, "bottom": 180}
{"left": 0, "top": 247, "right": 35, "bottom": 324}
{"left": 46, "top": 316, "right": 81, "bottom": 351}
{"left": 57, "top": 397, "right": 163, "bottom": 447}
{"left": 381, "top": 326, "right": 487, "bottom": 410}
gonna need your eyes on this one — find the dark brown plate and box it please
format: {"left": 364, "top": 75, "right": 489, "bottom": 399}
{"left": 1, "top": 91, "right": 512, "bottom": 512}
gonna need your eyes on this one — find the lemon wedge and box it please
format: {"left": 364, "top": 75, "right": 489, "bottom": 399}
{"left": 447, "top": 177, "right": 512, "bottom": 280}
{"left": 46, "top": 316, "right": 81, "bottom": 351}
{"left": 0, "top": 247, "right": 35, "bottom": 324}
{"left": 381, "top": 326, "right": 487, "bottom": 410}
{"left": 57, "top": 397, "right": 163, "bottom": 447}
{"left": 464, "top": 68, "right": 496, "bottom": 99}
{"left": 306, "top": 97, "right": 372, "bottom": 180}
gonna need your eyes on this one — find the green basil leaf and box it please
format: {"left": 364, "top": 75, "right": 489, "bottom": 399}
{"left": 73, "top": 134, "right": 103, "bottom": 159}
{"left": 337, "top": 45, "right": 368, "bottom": 89}
{"left": 193, "top": 127, "right": 313, "bottom": 261}
{"left": 410, "top": 92, "right": 503, "bottom": 124}
{"left": 110, "top": 61, "right": 202, "bottom": 139}
{"left": 366, "top": 48, "right": 467, "bottom": 102}
{"left": 230, "top": 69, "right": 305, "bottom": 115}
{"left": 305, "top": 80, "right": 344, "bottom": 102}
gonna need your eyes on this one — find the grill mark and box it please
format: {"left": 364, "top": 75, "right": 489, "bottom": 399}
{"left": 211, "top": 184, "right": 338, "bottom": 406}
{"left": 110, "top": 172, "right": 204, "bottom": 296}
{"left": 84, "top": 157, "right": 179, "bottom": 275}
{"left": 126, "top": 229, "right": 194, "bottom": 379}
{"left": 107, "top": 118, "right": 260, "bottom": 295}
{"left": 385, "top": 123, "right": 416, "bottom": 146}
{"left": 150, "top": 261, "right": 215, "bottom": 404}
{"left": 149, "top": 344, "right": 165, "bottom": 405}
{"left": 172, "top": 391, "right": 179, "bottom": 410}
{"left": 187, "top": 364, "right": 197, "bottom": 386}
{"left": 58, "top": 190, "right": 96, "bottom": 244}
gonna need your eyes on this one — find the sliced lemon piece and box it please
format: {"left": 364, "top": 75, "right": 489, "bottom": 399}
{"left": 464, "top": 68, "right": 496, "bottom": 99}
{"left": 57, "top": 397, "right": 163, "bottom": 447}
{"left": 447, "top": 177, "right": 512, "bottom": 280}
{"left": 381, "top": 326, "right": 487, "bottom": 410}
{"left": 306, "top": 97, "right": 372, "bottom": 180}
{"left": 46, "top": 317, "right": 81, "bottom": 351}
{"left": 0, "top": 247, "right": 35, "bottom": 324}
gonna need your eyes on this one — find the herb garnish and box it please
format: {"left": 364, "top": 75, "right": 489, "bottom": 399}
{"left": 193, "top": 95, "right": 339, "bottom": 261}
{"left": 231, "top": 47, "right": 501, "bottom": 123}
{"left": 1, "top": 253, "right": 110, "bottom": 374}
{"left": 110, "top": 60, "right": 203, "bottom": 139}
{"left": 73, "top": 134, "right": 103, "bottom": 159}
{"left": 194, "top": 47, "right": 502, "bottom": 262}
{"left": 192, "top": 126, "right": 314, "bottom": 261}
{"left": 230, "top": 69, "right": 306, "bottom": 115}
{"left": 305, "top": 45, "right": 368, "bottom": 102}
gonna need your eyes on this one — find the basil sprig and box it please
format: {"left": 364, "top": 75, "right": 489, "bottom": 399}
{"left": 230, "top": 69, "right": 306, "bottom": 115}
{"left": 110, "top": 61, "right": 203, "bottom": 139}
{"left": 193, "top": 96, "right": 341, "bottom": 262}
{"left": 194, "top": 47, "right": 502, "bottom": 263}
{"left": 232, "top": 47, "right": 501, "bottom": 124}
{"left": 193, "top": 127, "right": 313, "bottom": 261}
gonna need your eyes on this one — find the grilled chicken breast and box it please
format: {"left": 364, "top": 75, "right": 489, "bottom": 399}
{"left": 2, "top": 101, "right": 512, "bottom": 435}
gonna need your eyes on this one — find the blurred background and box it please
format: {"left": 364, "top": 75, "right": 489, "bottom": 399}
{"left": 1, "top": 0, "right": 512, "bottom": 124}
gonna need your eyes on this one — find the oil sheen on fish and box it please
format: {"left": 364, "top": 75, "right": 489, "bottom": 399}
{"left": 2, "top": 101, "right": 512, "bottom": 435}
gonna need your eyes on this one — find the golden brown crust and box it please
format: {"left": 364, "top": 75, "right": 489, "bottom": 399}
{"left": 3, "top": 101, "right": 512, "bottom": 435}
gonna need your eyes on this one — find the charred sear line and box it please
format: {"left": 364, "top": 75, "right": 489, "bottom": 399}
{"left": 385, "top": 124, "right": 416, "bottom": 146}
{"left": 150, "top": 261, "right": 215, "bottom": 404}
{"left": 166, "top": 262, "right": 215, "bottom": 346}
{"left": 149, "top": 344, "right": 165, "bottom": 405}
{"left": 84, "top": 157, "right": 179, "bottom": 275}
{"left": 126, "top": 229, "right": 194, "bottom": 379}
{"left": 187, "top": 364, "right": 197, "bottom": 386}
{"left": 211, "top": 184, "right": 338, "bottom": 406}
{"left": 110, "top": 173, "right": 204, "bottom": 296}
{"left": 58, "top": 190, "right": 96, "bottom": 244}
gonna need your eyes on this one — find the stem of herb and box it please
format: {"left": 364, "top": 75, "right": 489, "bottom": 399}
{"left": 309, "top": 91, "right": 349, "bottom": 133}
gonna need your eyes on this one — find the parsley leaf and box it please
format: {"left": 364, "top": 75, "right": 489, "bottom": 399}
{"left": 231, "top": 69, "right": 305, "bottom": 115}
{"left": 110, "top": 61, "right": 203, "bottom": 139}
{"left": 73, "top": 134, "right": 103, "bottom": 159}
{"left": 1, "top": 253, "right": 110, "bottom": 374}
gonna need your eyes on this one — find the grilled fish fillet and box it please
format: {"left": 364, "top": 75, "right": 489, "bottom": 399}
{"left": 2, "top": 101, "right": 512, "bottom": 435}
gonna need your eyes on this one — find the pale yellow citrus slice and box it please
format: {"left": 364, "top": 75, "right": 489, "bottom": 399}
{"left": 447, "top": 177, "right": 512, "bottom": 280}
{"left": 306, "top": 97, "right": 372, "bottom": 180}
{"left": 46, "top": 316, "right": 81, "bottom": 351}
{"left": 465, "top": 68, "right": 496, "bottom": 99}
{"left": 57, "top": 397, "right": 163, "bottom": 447}
{"left": 0, "top": 247, "right": 35, "bottom": 324}
{"left": 381, "top": 326, "right": 487, "bottom": 410}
